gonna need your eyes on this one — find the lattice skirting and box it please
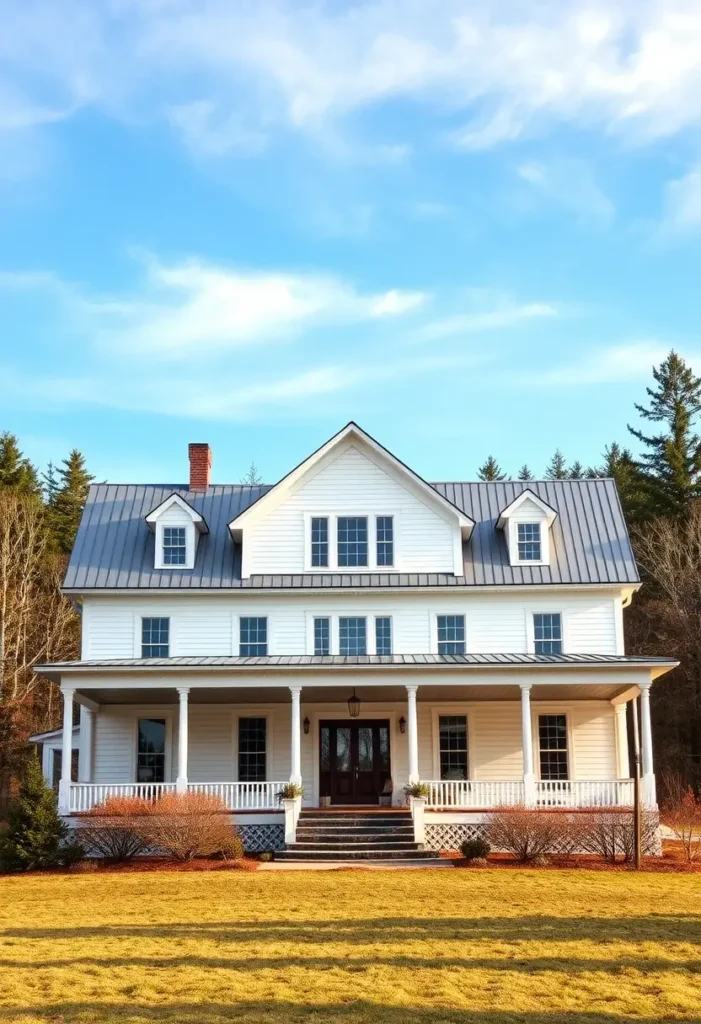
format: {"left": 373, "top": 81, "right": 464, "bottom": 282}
{"left": 424, "top": 817, "right": 662, "bottom": 855}
{"left": 238, "top": 824, "right": 285, "bottom": 853}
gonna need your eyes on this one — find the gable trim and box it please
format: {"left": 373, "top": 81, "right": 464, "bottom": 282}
{"left": 497, "top": 489, "right": 558, "bottom": 530}
{"left": 145, "top": 493, "right": 209, "bottom": 534}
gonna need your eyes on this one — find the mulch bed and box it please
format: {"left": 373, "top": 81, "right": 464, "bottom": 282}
{"left": 443, "top": 840, "right": 701, "bottom": 872}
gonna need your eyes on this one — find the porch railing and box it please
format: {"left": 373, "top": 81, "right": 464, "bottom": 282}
{"left": 69, "top": 782, "right": 176, "bottom": 813}
{"left": 187, "top": 782, "right": 286, "bottom": 810}
{"left": 425, "top": 779, "right": 636, "bottom": 810}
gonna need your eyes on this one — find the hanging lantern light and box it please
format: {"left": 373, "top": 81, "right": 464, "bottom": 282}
{"left": 348, "top": 689, "right": 361, "bottom": 718}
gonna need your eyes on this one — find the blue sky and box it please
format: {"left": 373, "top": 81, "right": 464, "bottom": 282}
{"left": 2, "top": 0, "right": 701, "bottom": 485}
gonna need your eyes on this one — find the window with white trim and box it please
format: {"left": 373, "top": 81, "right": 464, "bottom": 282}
{"left": 517, "top": 522, "right": 541, "bottom": 561}
{"left": 339, "top": 616, "right": 367, "bottom": 655}
{"left": 162, "top": 526, "right": 187, "bottom": 566}
{"left": 375, "top": 616, "right": 392, "bottom": 655}
{"left": 141, "top": 617, "right": 169, "bottom": 658}
{"left": 439, "top": 715, "right": 468, "bottom": 780}
{"left": 534, "top": 613, "right": 563, "bottom": 655}
{"left": 437, "top": 614, "right": 465, "bottom": 655}
{"left": 238, "top": 717, "right": 267, "bottom": 782}
{"left": 310, "top": 517, "right": 329, "bottom": 568}
{"left": 337, "top": 517, "right": 368, "bottom": 567}
{"left": 239, "top": 617, "right": 268, "bottom": 656}
{"left": 376, "top": 516, "right": 394, "bottom": 567}
{"left": 137, "top": 718, "right": 166, "bottom": 783}
{"left": 314, "top": 617, "right": 330, "bottom": 656}
{"left": 538, "top": 714, "right": 569, "bottom": 780}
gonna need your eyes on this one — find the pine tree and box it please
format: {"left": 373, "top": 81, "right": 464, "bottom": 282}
{"left": 42, "top": 461, "right": 59, "bottom": 506}
{"left": 568, "top": 461, "right": 585, "bottom": 480}
{"left": 0, "top": 432, "right": 40, "bottom": 494}
{"left": 241, "top": 462, "right": 263, "bottom": 486}
{"left": 628, "top": 351, "right": 701, "bottom": 518}
{"left": 518, "top": 465, "right": 534, "bottom": 481}
{"left": 477, "top": 456, "right": 507, "bottom": 481}
{"left": 48, "top": 449, "right": 93, "bottom": 554}
{"left": 0, "top": 754, "right": 69, "bottom": 870}
{"left": 545, "top": 449, "right": 568, "bottom": 479}
{"left": 598, "top": 442, "right": 648, "bottom": 522}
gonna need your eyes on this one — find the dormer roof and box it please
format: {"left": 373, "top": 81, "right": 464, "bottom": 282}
{"left": 145, "top": 493, "right": 209, "bottom": 534}
{"left": 497, "top": 489, "right": 558, "bottom": 530}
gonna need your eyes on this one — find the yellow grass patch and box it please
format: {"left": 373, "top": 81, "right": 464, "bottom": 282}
{"left": 1, "top": 868, "right": 700, "bottom": 1023}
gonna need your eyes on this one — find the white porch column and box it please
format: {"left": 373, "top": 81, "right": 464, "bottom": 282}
{"left": 639, "top": 681, "right": 656, "bottom": 806}
{"left": 58, "top": 687, "right": 74, "bottom": 814}
{"left": 290, "top": 686, "right": 302, "bottom": 786}
{"left": 520, "top": 683, "right": 536, "bottom": 807}
{"left": 614, "top": 702, "right": 630, "bottom": 779}
{"left": 406, "top": 684, "right": 419, "bottom": 783}
{"left": 78, "top": 705, "right": 95, "bottom": 783}
{"left": 176, "top": 686, "right": 189, "bottom": 793}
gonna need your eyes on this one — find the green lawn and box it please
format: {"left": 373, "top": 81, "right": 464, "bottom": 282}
{"left": 1, "top": 867, "right": 700, "bottom": 1023}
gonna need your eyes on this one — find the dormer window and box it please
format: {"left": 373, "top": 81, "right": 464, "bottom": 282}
{"left": 163, "top": 527, "right": 187, "bottom": 566}
{"left": 145, "top": 493, "right": 208, "bottom": 571}
{"left": 517, "top": 522, "right": 541, "bottom": 562}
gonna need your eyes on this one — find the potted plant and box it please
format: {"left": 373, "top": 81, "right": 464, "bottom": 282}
{"left": 277, "top": 783, "right": 303, "bottom": 803}
{"left": 403, "top": 781, "right": 430, "bottom": 801}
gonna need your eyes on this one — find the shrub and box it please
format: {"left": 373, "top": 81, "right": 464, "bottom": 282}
{"left": 257, "top": 851, "right": 273, "bottom": 862}
{"left": 484, "top": 807, "right": 565, "bottom": 863}
{"left": 661, "top": 774, "right": 701, "bottom": 863}
{"left": 579, "top": 809, "right": 659, "bottom": 863}
{"left": 78, "top": 797, "right": 153, "bottom": 862}
{"left": 0, "top": 755, "right": 70, "bottom": 872}
{"left": 460, "top": 837, "right": 491, "bottom": 861}
{"left": 142, "top": 792, "right": 243, "bottom": 862}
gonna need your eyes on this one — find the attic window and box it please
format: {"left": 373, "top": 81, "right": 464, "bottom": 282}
{"left": 517, "top": 522, "right": 541, "bottom": 561}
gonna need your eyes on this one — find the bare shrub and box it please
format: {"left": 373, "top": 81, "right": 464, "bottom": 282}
{"left": 79, "top": 797, "right": 152, "bottom": 862}
{"left": 142, "top": 792, "right": 244, "bottom": 862}
{"left": 579, "top": 809, "right": 659, "bottom": 863}
{"left": 484, "top": 807, "right": 566, "bottom": 863}
{"left": 661, "top": 773, "right": 701, "bottom": 862}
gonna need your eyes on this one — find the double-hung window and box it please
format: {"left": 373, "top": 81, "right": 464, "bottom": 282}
{"left": 314, "top": 617, "right": 331, "bottom": 656}
{"left": 137, "top": 718, "right": 166, "bottom": 783}
{"left": 240, "top": 617, "right": 268, "bottom": 656}
{"left": 238, "top": 717, "right": 267, "bottom": 782}
{"left": 439, "top": 715, "right": 468, "bottom": 780}
{"left": 375, "top": 616, "right": 392, "bottom": 655}
{"left": 534, "top": 613, "right": 563, "bottom": 655}
{"left": 162, "top": 526, "right": 187, "bottom": 566}
{"left": 538, "top": 714, "right": 569, "bottom": 780}
{"left": 339, "top": 616, "right": 367, "bottom": 655}
{"left": 337, "top": 517, "right": 368, "bottom": 567}
{"left": 437, "top": 614, "right": 466, "bottom": 655}
{"left": 141, "top": 617, "right": 169, "bottom": 658}
{"left": 376, "top": 516, "right": 394, "bottom": 567}
{"left": 517, "top": 522, "right": 541, "bottom": 561}
{"left": 310, "top": 517, "right": 329, "bottom": 568}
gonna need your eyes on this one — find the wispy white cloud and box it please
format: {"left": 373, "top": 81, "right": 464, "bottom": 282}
{"left": 514, "top": 342, "right": 672, "bottom": 387}
{"left": 661, "top": 164, "right": 701, "bottom": 234}
{"left": 414, "top": 299, "right": 558, "bottom": 342}
{"left": 517, "top": 159, "right": 614, "bottom": 226}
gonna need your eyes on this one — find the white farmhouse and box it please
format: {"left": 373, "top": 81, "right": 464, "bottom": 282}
{"left": 35, "top": 423, "right": 677, "bottom": 858}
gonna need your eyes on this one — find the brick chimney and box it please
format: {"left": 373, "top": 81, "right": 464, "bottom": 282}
{"left": 188, "top": 443, "right": 211, "bottom": 490}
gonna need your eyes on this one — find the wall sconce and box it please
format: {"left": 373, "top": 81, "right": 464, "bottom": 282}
{"left": 399, "top": 717, "right": 406, "bottom": 734}
{"left": 303, "top": 717, "right": 310, "bottom": 735}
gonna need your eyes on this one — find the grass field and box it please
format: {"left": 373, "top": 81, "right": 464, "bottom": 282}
{"left": 1, "top": 868, "right": 700, "bottom": 1024}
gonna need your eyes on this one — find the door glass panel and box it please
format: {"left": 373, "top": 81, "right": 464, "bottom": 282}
{"left": 336, "top": 727, "right": 351, "bottom": 771}
{"left": 378, "top": 726, "right": 390, "bottom": 771}
{"left": 320, "top": 727, "right": 330, "bottom": 771}
{"left": 358, "top": 726, "right": 373, "bottom": 771}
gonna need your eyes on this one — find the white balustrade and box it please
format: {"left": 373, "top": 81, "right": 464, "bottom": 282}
{"left": 69, "top": 782, "right": 176, "bottom": 813}
{"left": 187, "top": 781, "right": 287, "bottom": 810}
{"left": 425, "top": 779, "right": 636, "bottom": 809}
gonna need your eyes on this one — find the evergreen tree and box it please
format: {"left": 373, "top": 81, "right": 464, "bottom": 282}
{"left": 48, "top": 449, "right": 93, "bottom": 554}
{"left": 518, "top": 465, "right": 534, "bottom": 481}
{"left": 42, "top": 461, "right": 59, "bottom": 506}
{"left": 545, "top": 449, "right": 568, "bottom": 479}
{"left": 628, "top": 351, "right": 701, "bottom": 518}
{"left": 598, "top": 442, "right": 648, "bottom": 522}
{"left": 0, "top": 432, "right": 40, "bottom": 494}
{"left": 241, "top": 462, "right": 263, "bottom": 486}
{"left": 568, "top": 461, "right": 585, "bottom": 480}
{"left": 477, "top": 456, "right": 507, "bottom": 481}
{"left": 0, "top": 754, "right": 69, "bottom": 871}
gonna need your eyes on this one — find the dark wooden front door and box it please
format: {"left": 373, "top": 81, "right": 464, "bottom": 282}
{"left": 319, "top": 720, "right": 391, "bottom": 805}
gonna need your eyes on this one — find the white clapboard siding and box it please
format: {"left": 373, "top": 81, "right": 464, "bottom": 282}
{"left": 470, "top": 704, "right": 524, "bottom": 780}
{"left": 568, "top": 703, "right": 618, "bottom": 779}
{"left": 247, "top": 445, "right": 456, "bottom": 575}
{"left": 566, "top": 601, "right": 617, "bottom": 653}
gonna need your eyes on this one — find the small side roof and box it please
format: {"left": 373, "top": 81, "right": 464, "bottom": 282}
{"left": 145, "top": 493, "right": 209, "bottom": 533}
{"left": 497, "top": 488, "right": 558, "bottom": 529}
{"left": 228, "top": 421, "right": 475, "bottom": 538}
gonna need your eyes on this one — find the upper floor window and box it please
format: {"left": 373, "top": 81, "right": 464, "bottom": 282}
{"left": 376, "top": 516, "right": 394, "bottom": 567}
{"left": 375, "top": 616, "right": 392, "bottom": 655}
{"left": 339, "top": 616, "right": 367, "bottom": 655}
{"left": 142, "top": 617, "right": 169, "bottom": 658}
{"left": 162, "top": 526, "right": 187, "bottom": 566}
{"left": 437, "top": 614, "right": 465, "bottom": 655}
{"left": 534, "top": 613, "right": 563, "bottom": 655}
{"left": 310, "top": 517, "right": 329, "bottom": 568}
{"left": 517, "top": 522, "right": 541, "bottom": 561}
{"left": 538, "top": 714, "right": 569, "bottom": 780}
{"left": 240, "top": 617, "right": 267, "bottom": 656}
{"left": 337, "top": 517, "right": 368, "bottom": 567}
{"left": 314, "top": 616, "right": 330, "bottom": 656}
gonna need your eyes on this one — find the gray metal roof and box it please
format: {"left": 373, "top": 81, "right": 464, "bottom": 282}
{"left": 35, "top": 653, "right": 675, "bottom": 678}
{"left": 63, "top": 478, "right": 638, "bottom": 591}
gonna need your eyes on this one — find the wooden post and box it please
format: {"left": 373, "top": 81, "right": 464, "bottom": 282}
{"left": 632, "top": 695, "right": 642, "bottom": 870}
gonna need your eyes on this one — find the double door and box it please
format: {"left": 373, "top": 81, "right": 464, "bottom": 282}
{"left": 319, "top": 720, "right": 391, "bottom": 805}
